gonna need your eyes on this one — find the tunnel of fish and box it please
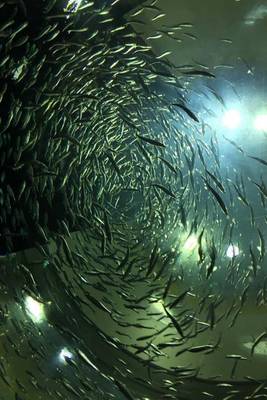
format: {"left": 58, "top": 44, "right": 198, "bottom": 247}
{"left": 0, "top": 0, "right": 267, "bottom": 399}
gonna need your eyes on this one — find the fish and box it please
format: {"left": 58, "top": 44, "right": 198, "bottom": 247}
{"left": 229, "top": 306, "right": 242, "bottom": 328}
{"left": 223, "top": 135, "right": 245, "bottom": 154}
{"left": 0, "top": 2, "right": 265, "bottom": 398}
{"left": 251, "top": 332, "right": 267, "bottom": 356}
{"left": 232, "top": 182, "right": 249, "bottom": 207}
{"left": 251, "top": 177, "right": 267, "bottom": 198}
{"left": 158, "top": 156, "right": 177, "bottom": 174}
{"left": 257, "top": 228, "right": 265, "bottom": 261}
{"left": 113, "top": 379, "right": 136, "bottom": 400}
{"left": 183, "top": 70, "right": 215, "bottom": 78}
{"left": 172, "top": 103, "right": 199, "bottom": 122}
{"left": 249, "top": 244, "right": 258, "bottom": 277}
{"left": 248, "top": 155, "right": 267, "bottom": 167}
{"left": 206, "top": 241, "right": 217, "bottom": 279}
{"left": 76, "top": 349, "right": 99, "bottom": 371}
{"left": 205, "top": 169, "right": 225, "bottom": 192}
{"left": 196, "top": 143, "right": 207, "bottom": 167}
{"left": 151, "top": 13, "right": 166, "bottom": 22}
{"left": 103, "top": 209, "right": 112, "bottom": 243}
{"left": 154, "top": 252, "right": 175, "bottom": 280}
{"left": 187, "top": 335, "right": 222, "bottom": 354}
{"left": 207, "top": 302, "right": 216, "bottom": 330}
{"left": 146, "top": 33, "right": 164, "bottom": 40}
{"left": 197, "top": 228, "right": 205, "bottom": 264}
{"left": 187, "top": 344, "right": 215, "bottom": 353}
{"left": 203, "top": 178, "right": 228, "bottom": 215}
{"left": 146, "top": 242, "right": 159, "bottom": 277}
{"left": 240, "top": 285, "right": 250, "bottom": 307}
{"left": 137, "top": 134, "right": 165, "bottom": 147}
{"left": 182, "top": 32, "right": 198, "bottom": 40}
{"left": 62, "top": 380, "right": 80, "bottom": 397}
{"left": 166, "top": 289, "right": 189, "bottom": 309}
{"left": 230, "top": 358, "right": 239, "bottom": 379}
{"left": 221, "top": 39, "right": 233, "bottom": 44}
{"left": 163, "top": 304, "right": 184, "bottom": 338}
{"left": 156, "top": 50, "right": 172, "bottom": 59}
{"left": 162, "top": 274, "right": 175, "bottom": 300}
{"left": 152, "top": 183, "right": 176, "bottom": 199}
{"left": 117, "top": 247, "right": 130, "bottom": 270}
{"left": 123, "top": 259, "right": 136, "bottom": 279}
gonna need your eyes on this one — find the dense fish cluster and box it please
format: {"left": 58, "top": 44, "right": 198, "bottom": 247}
{"left": 0, "top": 0, "right": 266, "bottom": 399}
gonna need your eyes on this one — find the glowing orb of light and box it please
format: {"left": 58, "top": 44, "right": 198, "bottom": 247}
{"left": 25, "top": 296, "right": 45, "bottom": 323}
{"left": 183, "top": 235, "right": 198, "bottom": 252}
{"left": 226, "top": 244, "right": 240, "bottom": 258}
{"left": 59, "top": 348, "right": 73, "bottom": 364}
{"left": 254, "top": 114, "right": 267, "bottom": 132}
{"left": 222, "top": 109, "right": 241, "bottom": 129}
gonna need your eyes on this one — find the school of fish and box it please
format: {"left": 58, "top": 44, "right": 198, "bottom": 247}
{"left": 0, "top": 0, "right": 266, "bottom": 399}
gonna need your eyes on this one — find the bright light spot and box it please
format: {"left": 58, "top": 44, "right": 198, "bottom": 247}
{"left": 59, "top": 348, "right": 73, "bottom": 364}
{"left": 226, "top": 244, "right": 240, "bottom": 258}
{"left": 25, "top": 296, "right": 45, "bottom": 323}
{"left": 254, "top": 114, "right": 267, "bottom": 132}
{"left": 244, "top": 341, "right": 267, "bottom": 356}
{"left": 152, "top": 299, "right": 164, "bottom": 313}
{"left": 183, "top": 235, "right": 198, "bottom": 252}
{"left": 151, "top": 300, "right": 168, "bottom": 325}
{"left": 222, "top": 109, "right": 241, "bottom": 129}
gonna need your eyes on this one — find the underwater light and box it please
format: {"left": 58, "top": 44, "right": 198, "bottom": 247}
{"left": 222, "top": 109, "right": 241, "bottom": 129}
{"left": 25, "top": 296, "right": 45, "bottom": 323}
{"left": 152, "top": 299, "right": 165, "bottom": 313}
{"left": 59, "top": 348, "right": 73, "bottom": 364}
{"left": 243, "top": 341, "right": 267, "bottom": 355}
{"left": 226, "top": 244, "right": 240, "bottom": 258}
{"left": 254, "top": 114, "right": 267, "bottom": 132}
{"left": 183, "top": 235, "right": 198, "bottom": 252}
